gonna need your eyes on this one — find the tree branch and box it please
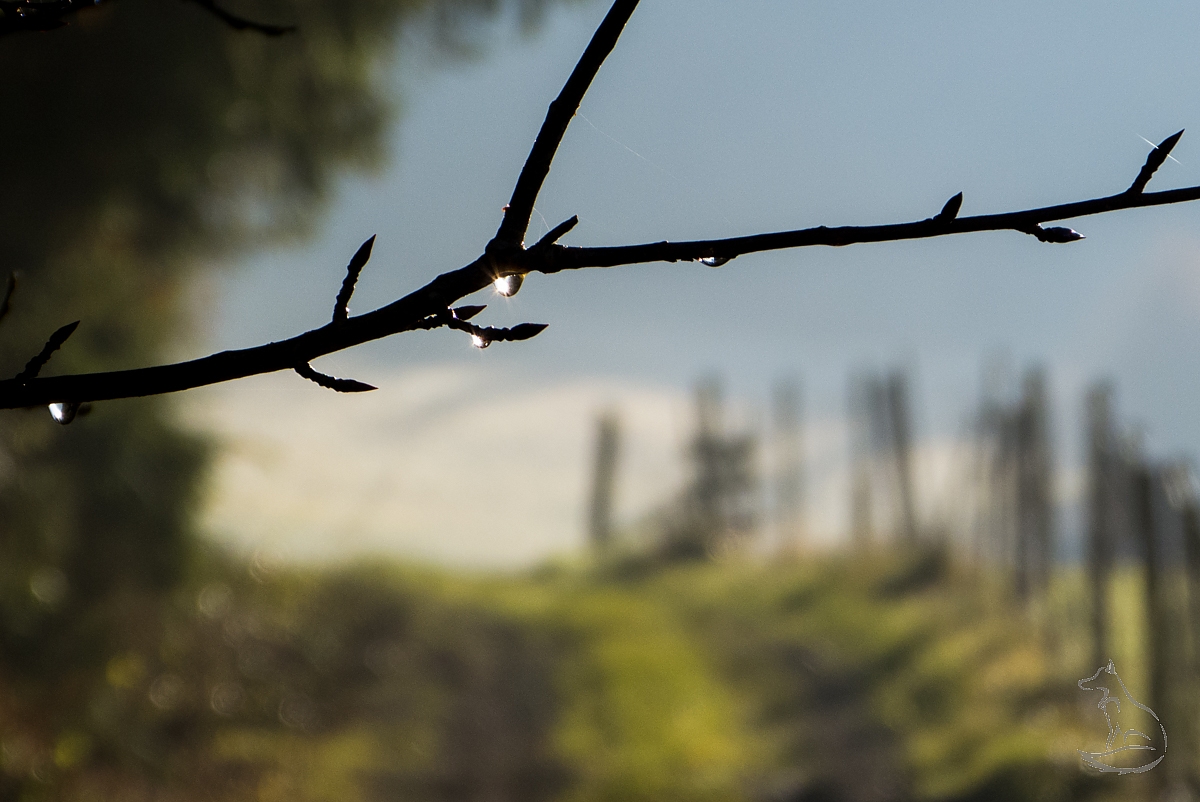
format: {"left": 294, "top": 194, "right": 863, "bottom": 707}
{"left": 178, "top": 0, "right": 295, "bottom": 36}
{"left": 1129, "top": 129, "right": 1183, "bottom": 195}
{"left": 0, "top": 0, "right": 88, "bottom": 34}
{"left": 332, "top": 235, "right": 375, "bottom": 324}
{"left": 13, "top": 320, "right": 78, "bottom": 384}
{"left": 534, "top": 178, "right": 1200, "bottom": 272}
{"left": 492, "top": 0, "right": 639, "bottom": 248}
{"left": 0, "top": 273, "right": 16, "bottom": 326}
{"left": 294, "top": 361, "right": 376, "bottom": 393}
{"left": 0, "top": 0, "right": 294, "bottom": 38}
{"left": 3, "top": 2, "right": 1200, "bottom": 415}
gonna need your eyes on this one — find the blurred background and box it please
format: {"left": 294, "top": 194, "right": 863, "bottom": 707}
{"left": 5, "top": 0, "right": 1200, "bottom": 799}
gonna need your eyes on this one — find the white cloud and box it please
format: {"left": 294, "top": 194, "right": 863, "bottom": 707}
{"left": 179, "top": 365, "right": 692, "bottom": 568}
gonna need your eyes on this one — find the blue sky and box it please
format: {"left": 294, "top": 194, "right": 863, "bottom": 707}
{"left": 190, "top": 0, "right": 1200, "bottom": 563}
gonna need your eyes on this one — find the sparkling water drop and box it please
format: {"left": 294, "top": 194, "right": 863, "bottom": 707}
{"left": 698, "top": 255, "right": 731, "bottom": 267}
{"left": 471, "top": 333, "right": 491, "bottom": 349}
{"left": 494, "top": 273, "right": 524, "bottom": 297}
{"left": 48, "top": 402, "right": 79, "bottom": 425}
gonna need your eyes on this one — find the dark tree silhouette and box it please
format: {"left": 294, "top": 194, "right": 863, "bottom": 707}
{"left": 0, "top": 0, "right": 293, "bottom": 36}
{"left": 0, "top": 5, "right": 571, "bottom": 799}
{"left": 4, "top": 0, "right": 1200, "bottom": 416}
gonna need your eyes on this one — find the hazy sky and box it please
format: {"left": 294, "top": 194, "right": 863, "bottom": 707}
{"left": 187, "top": 0, "right": 1200, "bottom": 565}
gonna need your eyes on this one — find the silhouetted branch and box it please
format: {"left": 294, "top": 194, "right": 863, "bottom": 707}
{"left": 492, "top": 0, "right": 639, "bottom": 247}
{"left": 0, "top": 0, "right": 294, "bottom": 37}
{"left": 179, "top": 0, "right": 295, "bottom": 35}
{"left": 333, "top": 235, "right": 375, "bottom": 324}
{"left": 1129, "top": 129, "right": 1183, "bottom": 195}
{"left": 444, "top": 313, "right": 548, "bottom": 349}
{"left": 0, "top": 0, "right": 85, "bottom": 34}
{"left": 0, "top": 273, "right": 16, "bottom": 327}
{"left": 531, "top": 215, "right": 580, "bottom": 250}
{"left": 936, "top": 192, "right": 963, "bottom": 222}
{"left": 4, "top": 3, "right": 1200, "bottom": 415}
{"left": 294, "top": 361, "right": 376, "bottom": 393}
{"left": 13, "top": 320, "right": 78, "bottom": 383}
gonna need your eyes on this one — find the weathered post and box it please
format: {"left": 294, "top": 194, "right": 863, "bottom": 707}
{"left": 1015, "top": 368, "right": 1054, "bottom": 601}
{"left": 848, "top": 374, "right": 875, "bottom": 549}
{"left": 1132, "top": 461, "right": 1168, "bottom": 795}
{"left": 886, "top": 372, "right": 919, "bottom": 545}
{"left": 772, "top": 378, "right": 804, "bottom": 554}
{"left": 587, "top": 411, "right": 621, "bottom": 553}
{"left": 1086, "top": 383, "right": 1116, "bottom": 670}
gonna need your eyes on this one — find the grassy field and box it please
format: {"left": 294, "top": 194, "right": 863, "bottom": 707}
{"left": 7, "top": 547, "right": 1183, "bottom": 802}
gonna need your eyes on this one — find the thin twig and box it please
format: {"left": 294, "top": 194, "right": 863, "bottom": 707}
{"left": 333, "top": 235, "right": 375, "bottom": 323}
{"left": 179, "top": 0, "right": 295, "bottom": 36}
{"left": 0, "top": 273, "right": 16, "bottom": 326}
{"left": 536, "top": 180, "right": 1200, "bottom": 272}
{"left": 13, "top": 320, "right": 78, "bottom": 384}
{"left": 294, "top": 361, "right": 376, "bottom": 393}
{"left": 1129, "top": 130, "right": 1184, "bottom": 195}
{"left": 492, "top": 0, "right": 639, "bottom": 247}
{"left": 2, "top": 5, "right": 1199, "bottom": 411}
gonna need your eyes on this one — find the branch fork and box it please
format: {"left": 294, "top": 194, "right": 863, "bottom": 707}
{"left": 3, "top": 0, "right": 1200, "bottom": 418}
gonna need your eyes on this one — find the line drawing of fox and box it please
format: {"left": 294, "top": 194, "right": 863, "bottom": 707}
{"left": 1077, "top": 659, "right": 1167, "bottom": 775}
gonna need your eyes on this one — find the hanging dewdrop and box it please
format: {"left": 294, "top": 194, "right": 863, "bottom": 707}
{"left": 493, "top": 272, "right": 524, "bottom": 297}
{"left": 48, "top": 401, "right": 80, "bottom": 425}
{"left": 1, "top": 0, "right": 1199, "bottom": 412}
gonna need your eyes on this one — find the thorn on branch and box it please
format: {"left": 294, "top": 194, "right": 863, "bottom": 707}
{"left": 472, "top": 321, "right": 549, "bottom": 344}
{"left": 180, "top": 0, "right": 296, "bottom": 35}
{"left": 294, "top": 362, "right": 376, "bottom": 393}
{"left": 14, "top": 320, "right": 79, "bottom": 384}
{"left": 445, "top": 313, "right": 548, "bottom": 349}
{"left": 937, "top": 192, "right": 963, "bottom": 221}
{"left": 532, "top": 215, "right": 579, "bottom": 250}
{"left": 503, "top": 322, "right": 550, "bottom": 341}
{"left": 1129, "top": 129, "right": 1184, "bottom": 195}
{"left": 332, "top": 235, "right": 376, "bottom": 323}
{"left": 1021, "top": 224, "right": 1085, "bottom": 244}
{"left": 452, "top": 305, "right": 486, "bottom": 321}
{"left": 0, "top": 272, "right": 17, "bottom": 326}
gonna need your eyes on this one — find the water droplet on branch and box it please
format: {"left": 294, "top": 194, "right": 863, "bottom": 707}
{"left": 48, "top": 402, "right": 79, "bottom": 425}
{"left": 494, "top": 274, "right": 524, "bottom": 297}
{"left": 471, "top": 333, "right": 491, "bottom": 349}
{"left": 698, "top": 256, "right": 731, "bottom": 267}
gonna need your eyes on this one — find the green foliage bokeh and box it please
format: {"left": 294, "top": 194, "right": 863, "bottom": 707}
{"left": 0, "top": 1, "right": 574, "bottom": 797}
